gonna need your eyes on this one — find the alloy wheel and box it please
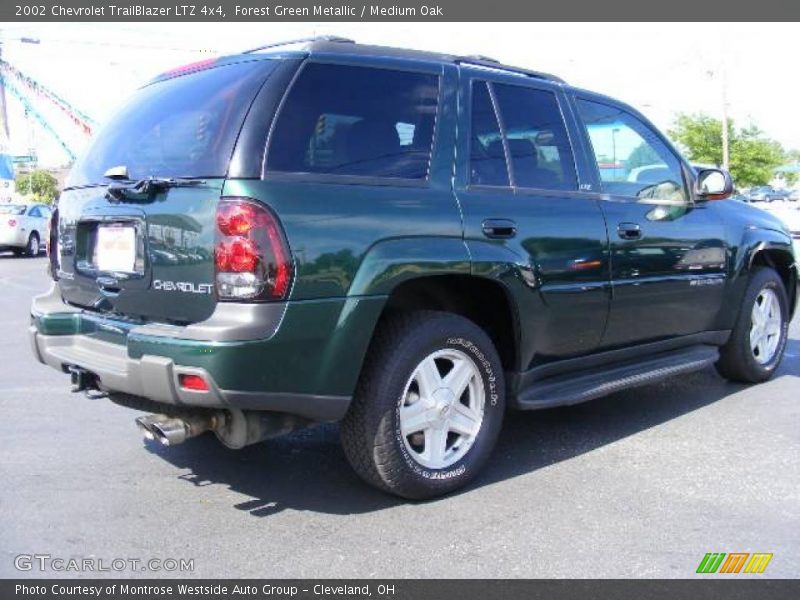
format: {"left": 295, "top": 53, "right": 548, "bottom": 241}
{"left": 398, "top": 348, "right": 485, "bottom": 470}
{"left": 750, "top": 287, "right": 782, "bottom": 364}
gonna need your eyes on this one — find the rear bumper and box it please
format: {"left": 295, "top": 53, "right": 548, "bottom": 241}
{"left": 29, "top": 325, "right": 349, "bottom": 421}
{"left": 29, "top": 283, "right": 368, "bottom": 422}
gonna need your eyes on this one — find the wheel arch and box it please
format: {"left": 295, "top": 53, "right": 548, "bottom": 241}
{"left": 318, "top": 236, "right": 525, "bottom": 402}
{"left": 377, "top": 273, "right": 522, "bottom": 374}
{"left": 744, "top": 239, "right": 797, "bottom": 319}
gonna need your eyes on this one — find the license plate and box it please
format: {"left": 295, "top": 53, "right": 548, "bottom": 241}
{"left": 95, "top": 225, "right": 136, "bottom": 273}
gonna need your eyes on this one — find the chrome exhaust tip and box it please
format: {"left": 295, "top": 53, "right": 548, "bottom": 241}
{"left": 135, "top": 414, "right": 170, "bottom": 441}
{"left": 137, "top": 413, "right": 216, "bottom": 447}
{"left": 149, "top": 418, "right": 189, "bottom": 447}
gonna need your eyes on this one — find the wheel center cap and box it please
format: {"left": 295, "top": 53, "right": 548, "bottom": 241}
{"left": 431, "top": 388, "right": 456, "bottom": 421}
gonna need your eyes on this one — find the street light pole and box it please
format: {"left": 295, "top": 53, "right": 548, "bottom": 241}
{"left": 720, "top": 59, "right": 730, "bottom": 171}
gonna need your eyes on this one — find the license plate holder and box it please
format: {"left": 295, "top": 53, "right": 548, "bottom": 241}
{"left": 94, "top": 224, "right": 137, "bottom": 273}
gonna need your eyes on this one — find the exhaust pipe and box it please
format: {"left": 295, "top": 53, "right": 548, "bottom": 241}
{"left": 135, "top": 414, "right": 172, "bottom": 441}
{"left": 136, "top": 412, "right": 218, "bottom": 446}
{"left": 147, "top": 413, "right": 220, "bottom": 447}
{"left": 136, "top": 409, "right": 309, "bottom": 448}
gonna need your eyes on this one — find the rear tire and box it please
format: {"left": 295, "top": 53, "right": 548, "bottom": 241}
{"left": 25, "top": 233, "right": 40, "bottom": 257}
{"left": 340, "top": 311, "right": 505, "bottom": 500}
{"left": 715, "top": 267, "right": 789, "bottom": 383}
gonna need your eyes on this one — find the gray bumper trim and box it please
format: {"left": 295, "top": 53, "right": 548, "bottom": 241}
{"left": 29, "top": 327, "right": 350, "bottom": 421}
{"left": 132, "top": 302, "right": 287, "bottom": 342}
{"left": 32, "top": 282, "right": 288, "bottom": 343}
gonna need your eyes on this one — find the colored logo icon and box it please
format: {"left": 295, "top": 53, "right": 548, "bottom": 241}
{"left": 697, "top": 553, "right": 773, "bottom": 574}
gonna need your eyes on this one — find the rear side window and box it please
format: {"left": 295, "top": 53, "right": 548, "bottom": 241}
{"left": 267, "top": 63, "right": 439, "bottom": 180}
{"left": 492, "top": 84, "right": 577, "bottom": 191}
{"left": 67, "top": 61, "right": 276, "bottom": 187}
{"left": 470, "top": 82, "right": 509, "bottom": 187}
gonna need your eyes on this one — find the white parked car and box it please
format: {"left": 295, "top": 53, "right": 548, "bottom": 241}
{"left": 0, "top": 203, "right": 51, "bottom": 256}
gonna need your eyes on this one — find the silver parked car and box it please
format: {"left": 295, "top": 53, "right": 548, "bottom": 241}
{"left": 0, "top": 203, "right": 51, "bottom": 256}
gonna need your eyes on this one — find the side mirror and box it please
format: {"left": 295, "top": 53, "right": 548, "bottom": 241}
{"left": 695, "top": 168, "right": 733, "bottom": 200}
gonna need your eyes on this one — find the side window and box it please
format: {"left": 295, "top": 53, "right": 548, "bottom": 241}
{"left": 576, "top": 99, "right": 687, "bottom": 202}
{"left": 267, "top": 63, "right": 439, "bottom": 180}
{"left": 470, "top": 82, "right": 509, "bottom": 187}
{"left": 492, "top": 84, "right": 577, "bottom": 191}
{"left": 28, "top": 206, "right": 41, "bottom": 217}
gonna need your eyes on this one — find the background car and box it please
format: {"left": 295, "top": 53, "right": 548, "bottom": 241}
{"left": 747, "top": 186, "right": 789, "bottom": 202}
{"left": 788, "top": 189, "right": 800, "bottom": 202}
{"left": 0, "top": 203, "right": 51, "bottom": 256}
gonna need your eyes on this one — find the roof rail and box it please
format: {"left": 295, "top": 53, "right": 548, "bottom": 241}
{"left": 462, "top": 54, "right": 501, "bottom": 64}
{"left": 455, "top": 57, "right": 565, "bottom": 84}
{"left": 243, "top": 36, "right": 355, "bottom": 54}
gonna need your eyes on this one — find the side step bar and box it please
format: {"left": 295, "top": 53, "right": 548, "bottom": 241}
{"left": 514, "top": 345, "right": 719, "bottom": 410}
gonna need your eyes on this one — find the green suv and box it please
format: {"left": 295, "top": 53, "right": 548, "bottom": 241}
{"left": 30, "top": 38, "right": 798, "bottom": 499}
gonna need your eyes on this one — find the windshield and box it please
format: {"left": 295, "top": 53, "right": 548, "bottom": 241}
{"left": 0, "top": 205, "right": 26, "bottom": 215}
{"left": 67, "top": 60, "right": 276, "bottom": 188}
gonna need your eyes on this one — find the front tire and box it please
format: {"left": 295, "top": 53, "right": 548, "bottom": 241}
{"left": 340, "top": 311, "right": 505, "bottom": 499}
{"left": 715, "top": 267, "right": 789, "bottom": 383}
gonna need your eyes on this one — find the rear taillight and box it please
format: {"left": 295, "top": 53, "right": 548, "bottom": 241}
{"left": 7, "top": 219, "right": 16, "bottom": 227}
{"left": 214, "top": 198, "right": 292, "bottom": 301}
{"left": 178, "top": 374, "right": 209, "bottom": 392}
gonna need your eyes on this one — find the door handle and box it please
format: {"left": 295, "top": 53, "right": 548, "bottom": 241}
{"left": 482, "top": 219, "right": 517, "bottom": 239}
{"left": 617, "top": 222, "right": 642, "bottom": 240}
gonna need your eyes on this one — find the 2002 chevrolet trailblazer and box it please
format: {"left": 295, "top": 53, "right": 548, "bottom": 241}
{"left": 30, "top": 38, "right": 798, "bottom": 498}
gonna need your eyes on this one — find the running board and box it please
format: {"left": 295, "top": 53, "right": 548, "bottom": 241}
{"left": 514, "top": 345, "right": 719, "bottom": 410}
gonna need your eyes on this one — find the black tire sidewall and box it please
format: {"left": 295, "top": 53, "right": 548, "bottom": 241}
{"left": 374, "top": 313, "right": 505, "bottom": 498}
{"left": 727, "top": 269, "right": 789, "bottom": 381}
{"left": 27, "top": 233, "right": 39, "bottom": 257}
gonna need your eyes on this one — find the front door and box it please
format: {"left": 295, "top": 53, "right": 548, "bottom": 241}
{"left": 454, "top": 69, "right": 611, "bottom": 369}
{"left": 572, "top": 96, "right": 728, "bottom": 348}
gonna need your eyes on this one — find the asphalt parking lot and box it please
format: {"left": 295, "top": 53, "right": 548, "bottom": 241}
{"left": 1, "top": 254, "right": 798, "bottom": 579}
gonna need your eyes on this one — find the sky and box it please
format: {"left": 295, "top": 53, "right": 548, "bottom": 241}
{"left": 0, "top": 22, "right": 798, "bottom": 168}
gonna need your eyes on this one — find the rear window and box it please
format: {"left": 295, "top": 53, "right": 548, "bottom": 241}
{"left": 266, "top": 63, "right": 439, "bottom": 180}
{"left": 67, "top": 60, "right": 275, "bottom": 187}
{"left": 0, "top": 204, "right": 26, "bottom": 215}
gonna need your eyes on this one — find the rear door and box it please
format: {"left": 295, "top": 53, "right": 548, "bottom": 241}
{"left": 455, "top": 68, "right": 611, "bottom": 367}
{"left": 571, "top": 94, "right": 728, "bottom": 347}
{"left": 55, "top": 58, "right": 282, "bottom": 324}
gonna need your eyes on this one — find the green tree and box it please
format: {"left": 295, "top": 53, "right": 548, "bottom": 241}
{"left": 782, "top": 149, "right": 800, "bottom": 186}
{"left": 668, "top": 114, "right": 784, "bottom": 188}
{"left": 627, "top": 142, "right": 662, "bottom": 171}
{"left": 15, "top": 170, "right": 59, "bottom": 204}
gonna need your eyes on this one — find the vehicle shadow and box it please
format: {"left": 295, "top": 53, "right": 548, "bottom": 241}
{"left": 145, "top": 360, "right": 784, "bottom": 517}
{"left": 0, "top": 251, "right": 41, "bottom": 259}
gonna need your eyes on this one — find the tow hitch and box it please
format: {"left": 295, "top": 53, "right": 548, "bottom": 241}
{"left": 68, "top": 366, "right": 99, "bottom": 393}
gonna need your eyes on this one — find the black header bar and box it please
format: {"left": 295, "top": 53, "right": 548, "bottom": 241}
{"left": 3, "top": 0, "right": 800, "bottom": 21}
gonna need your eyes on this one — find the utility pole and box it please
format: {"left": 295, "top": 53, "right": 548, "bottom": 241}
{"left": 720, "top": 57, "right": 730, "bottom": 171}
